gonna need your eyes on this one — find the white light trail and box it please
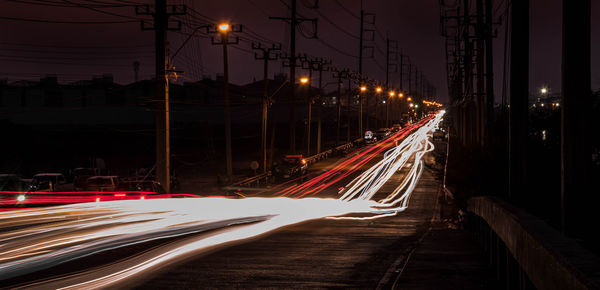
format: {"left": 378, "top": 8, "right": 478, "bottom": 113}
{"left": 0, "top": 111, "right": 445, "bottom": 289}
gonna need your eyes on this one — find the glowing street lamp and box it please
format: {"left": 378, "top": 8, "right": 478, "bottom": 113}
{"left": 409, "top": 103, "right": 414, "bottom": 108}
{"left": 407, "top": 97, "right": 412, "bottom": 102}
{"left": 398, "top": 93, "right": 404, "bottom": 97}
{"left": 218, "top": 23, "right": 230, "bottom": 32}
{"left": 376, "top": 87, "right": 382, "bottom": 93}
{"left": 540, "top": 87, "right": 548, "bottom": 94}
{"left": 389, "top": 91, "right": 395, "bottom": 97}
{"left": 299, "top": 77, "right": 309, "bottom": 84}
{"left": 360, "top": 86, "right": 367, "bottom": 92}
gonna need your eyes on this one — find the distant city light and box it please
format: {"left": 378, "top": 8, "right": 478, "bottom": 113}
{"left": 360, "top": 86, "right": 367, "bottom": 92}
{"left": 540, "top": 87, "right": 548, "bottom": 94}
{"left": 376, "top": 87, "right": 382, "bottom": 93}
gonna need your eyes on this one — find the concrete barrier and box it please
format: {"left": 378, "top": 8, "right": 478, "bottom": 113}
{"left": 468, "top": 196, "right": 600, "bottom": 290}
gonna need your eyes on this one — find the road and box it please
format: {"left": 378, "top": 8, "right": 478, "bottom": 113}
{"left": 0, "top": 112, "right": 445, "bottom": 289}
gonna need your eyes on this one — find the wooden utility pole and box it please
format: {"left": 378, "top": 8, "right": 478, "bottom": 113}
{"left": 332, "top": 68, "right": 348, "bottom": 145}
{"left": 561, "top": 0, "right": 591, "bottom": 237}
{"left": 348, "top": 75, "right": 354, "bottom": 142}
{"left": 252, "top": 42, "right": 280, "bottom": 172}
{"left": 136, "top": 0, "right": 185, "bottom": 193}
{"left": 270, "top": 0, "right": 317, "bottom": 153}
{"left": 316, "top": 60, "right": 329, "bottom": 153}
{"left": 209, "top": 24, "right": 241, "bottom": 178}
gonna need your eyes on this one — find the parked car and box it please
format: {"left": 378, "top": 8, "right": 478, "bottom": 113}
{"left": 0, "top": 174, "right": 28, "bottom": 191}
{"left": 273, "top": 155, "right": 308, "bottom": 180}
{"left": 85, "top": 176, "right": 120, "bottom": 192}
{"left": 73, "top": 168, "right": 98, "bottom": 190}
{"left": 29, "top": 173, "right": 69, "bottom": 192}
{"left": 391, "top": 123, "right": 402, "bottom": 132}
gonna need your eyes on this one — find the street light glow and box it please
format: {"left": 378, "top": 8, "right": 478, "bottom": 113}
{"left": 360, "top": 86, "right": 367, "bottom": 92}
{"left": 409, "top": 103, "right": 414, "bottom": 107}
{"left": 389, "top": 91, "right": 395, "bottom": 97}
{"left": 376, "top": 87, "right": 382, "bottom": 93}
{"left": 218, "top": 23, "right": 230, "bottom": 32}
{"left": 407, "top": 97, "right": 412, "bottom": 102}
{"left": 398, "top": 93, "right": 404, "bottom": 97}
{"left": 299, "top": 77, "right": 309, "bottom": 84}
{"left": 540, "top": 87, "right": 548, "bottom": 94}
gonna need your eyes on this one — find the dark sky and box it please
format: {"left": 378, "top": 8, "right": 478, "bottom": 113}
{"left": 1, "top": 0, "right": 599, "bottom": 103}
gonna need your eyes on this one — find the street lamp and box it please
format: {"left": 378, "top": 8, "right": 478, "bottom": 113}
{"left": 299, "top": 76, "right": 311, "bottom": 155}
{"left": 407, "top": 97, "right": 412, "bottom": 102}
{"left": 540, "top": 87, "right": 548, "bottom": 94}
{"left": 360, "top": 85, "right": 367, "bottom": 92}
{"left": 218, "top": 23, "right": 230, "bottom": 32}
{"left": 386, "top": 91, "right": 395, "bottom": 127}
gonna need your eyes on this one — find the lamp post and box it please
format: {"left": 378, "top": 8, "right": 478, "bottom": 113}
{"left": 209, "top": 22, "right": 240, "bottom": 179}
{"left": 359, "top": 85, "right": 367, "bottom": 135}
{"left": 387, "top": 90, "right": 395, "bottom": 127}
{"left": 300, "top": 77, "right": 311, "bottom": 156}
{"left": 374, "top": 86, "right": 382, "bottom": 129}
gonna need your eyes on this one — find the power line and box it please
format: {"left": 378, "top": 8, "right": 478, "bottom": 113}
{"left": 0, "top": 42, "right": 152, "bottom": 49}
{"left": 333, "top": 0, "right": 360, "bottom": 20}
{"left": 0, "top": 15, "right": 137, "bottom": 24}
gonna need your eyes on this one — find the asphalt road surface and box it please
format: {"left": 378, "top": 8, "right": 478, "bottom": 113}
{"left": 1, "top": 114, "right": 477, "bottom": 289}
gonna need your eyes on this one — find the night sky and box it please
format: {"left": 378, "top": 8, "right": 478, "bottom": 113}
{"left": 1, "top": 0, "right": 599, "bottom": 103}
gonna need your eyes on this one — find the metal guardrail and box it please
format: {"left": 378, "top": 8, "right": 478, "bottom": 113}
{"left": 227, "top": 138, "right": 364, "bottom": 189}
{"left": 304, "top": 138, "right": 364, "bottom": 165}
{"left": 467, "top": 196, "right": 600, "bottom": 290}
{"left": 228, "top": 171, "right": 272, "bottom": 188}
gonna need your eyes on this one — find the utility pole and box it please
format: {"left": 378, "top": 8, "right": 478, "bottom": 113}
{"left": 561, "top": 0, "right": 591, "bottom": 237}
{"left": 252, "top": 42, "right": 280, "bottom": 173}
{"left": 408, "top": 64, "right": 412, "bottom": 97}
{"left": 315, "top": 59, "right": 330, "bottom": 153}
{"left": 270, "top": 0, "right": 317, "bottom": 153}
{"left": 348, "top": 73, "right": 356, "bottom": 142}
{"left": 359, "top": 9, "right": 364, "bottom": 76}
{"left": 332, "top": 68, "right": 348, "bottom": 145}
{"left": 209, "top": 23, "right": 241, "bottom": 178}
{"left": 136, "top": 0, "right": 185, "bottom": 194}
{"left": 385, "top": 35, "right": 398, "bottom": 127}
{"left": 399, "top": 53, "right": 406, "bottom": 121}
{"left": 509, "top": 0, "right": 529, "bottom": 203}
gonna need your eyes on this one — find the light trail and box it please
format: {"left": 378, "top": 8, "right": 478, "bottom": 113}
{"left": 0, "top": 111, "right": 444, "bottom": 289}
